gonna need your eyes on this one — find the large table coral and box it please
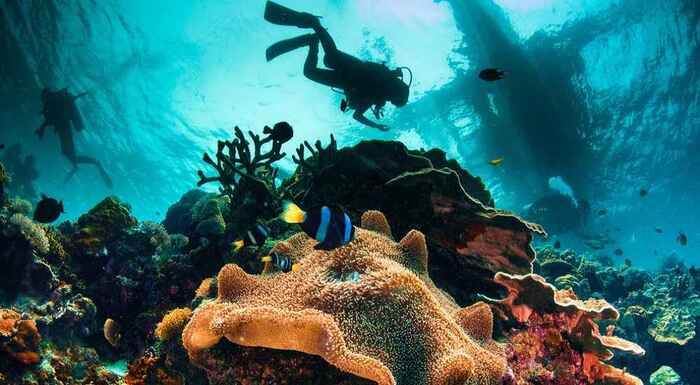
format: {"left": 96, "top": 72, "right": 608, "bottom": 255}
{"left": 183, "top": 210, "right": 508, "bottom": 385}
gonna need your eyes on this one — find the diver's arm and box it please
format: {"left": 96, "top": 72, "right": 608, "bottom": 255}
{"left": 353, "top": 108, "right": 389, "bottom": 131}
{"left": 72, "top": 91, "right": 88, "bottom": 100}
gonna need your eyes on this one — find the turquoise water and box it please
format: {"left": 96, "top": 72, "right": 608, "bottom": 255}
{"left": 1, "top": 0, "right": 698, "bottom": 269}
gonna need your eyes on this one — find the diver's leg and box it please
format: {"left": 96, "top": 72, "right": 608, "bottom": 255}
{"left": 74, "top": 155, "right": 113, "bottom": 188}
{"left": 303, "top": 38, "right": 345, "bottom": 88}
{"left": 309, "top": 24, "right": 363, "bottom": 71}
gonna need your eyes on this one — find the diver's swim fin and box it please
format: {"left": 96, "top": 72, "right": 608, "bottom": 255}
{"left": 266, "top": 33, "right": 316, "bottom": 62}
{"left": 264, "top": 1, "right": 319, "bottom": 28}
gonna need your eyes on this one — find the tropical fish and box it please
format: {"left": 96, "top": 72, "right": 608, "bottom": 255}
{"left": 639, "top": 188, "right": 648, "bottom": 197}
{"left": 281, "top": 202, "right": 355, "bottom": 250}
{"left": 479, "top": 68, "right": 506, "bottom": 82}
{"left": 677, "top": 232, "right": 688, "bottom": 246}
{"left": 553, "top": 240, "right": 561, "bottom": 249}
{"left": 598, "top": 209, "right": 607, "bottom": 216}
{"left": 340, "top": 99, "right": 348, "bottom": 112}
{"left": 263, "top": 121, "right": 294, "bottom": 144}
{"left": 232, "top": 223, "right": 271, "bottom": 252}
{"left": 33, "top": 194, "right": 64, "bottom": 223}
{"left": 655, "top": 228, "right": 663, "bottom": 234}
{"left": 488, "top": 158, "right": 504, "bottom": 166}
{"left": 0, "top": 144, "right": 4, "bottom": 150}
{"left": 614, "top": 248, "right": 624, "bottom": 256}
{"left": 262, "top": 252, "right": 298, "bottom": 273}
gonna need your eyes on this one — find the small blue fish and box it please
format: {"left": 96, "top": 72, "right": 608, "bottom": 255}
{"left": 281, "top": 202, "right": 354, "bottom": 250}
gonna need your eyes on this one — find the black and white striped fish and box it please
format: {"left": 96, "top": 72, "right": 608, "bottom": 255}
{"left": 280, "top": 202, "right": 355, "bottom": 250}
{"left": 232, "top": 222, "right": 271, "bottom": 252}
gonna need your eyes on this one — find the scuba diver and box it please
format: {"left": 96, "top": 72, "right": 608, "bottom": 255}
{"left": 264, "top": 1, "right": 411, "bottom": 131}
{"left": 36, "top": 87, "right": 113, "bottom": 188}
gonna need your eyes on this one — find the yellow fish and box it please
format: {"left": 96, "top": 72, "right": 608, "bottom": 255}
{"left": 232, "top": 239, "right": 245, "bottom": 253}
{"left": 489, "top": 158, "right": 504, "bottom": 166}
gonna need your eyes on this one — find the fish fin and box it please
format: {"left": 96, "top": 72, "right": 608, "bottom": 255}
{"left": 280, "top": 201, "right": 306, "bottom": 224}
{"left": 261, "top": 255, "right": 273, "bottom": 263}
{"left": 291, "top": 263, "right": 301, "bottom": 273}
{"left": 263, "top": 125, "right": 272, "bottom": 134}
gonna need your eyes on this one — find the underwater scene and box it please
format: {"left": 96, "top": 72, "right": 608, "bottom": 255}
{"left": 0, "top": 0, "right": 699, "bottom": 384}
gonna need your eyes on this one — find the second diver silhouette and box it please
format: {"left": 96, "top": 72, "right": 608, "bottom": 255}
{"left": 36, "top": 88, "right": 113, "bottom": 188}
{"left": 264, "top": 1, "right": 411, "bottom": 131}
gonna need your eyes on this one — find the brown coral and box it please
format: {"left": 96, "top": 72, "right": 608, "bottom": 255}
{"left": 103, "top": 318, "right": 121, "bottom": 347}
{"left": 0, "top": 309, "right": 41, "bottom": 365}
{"left": 488, "top": 273, "right": 644, "bottom": 385}
{"left": 183, "top": 211, "right": 508, "bottom": 385}
{"left": 156, "top": 308, "right": 193, "bottom": 342}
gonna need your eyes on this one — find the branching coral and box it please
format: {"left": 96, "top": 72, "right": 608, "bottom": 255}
{"left": 197, "top": 125, "right": 288, "bottom": 229}
{"left": 487, "top": 273, "right": 645, "bottom": 385}
{"left": 183, "top": 211, "right": 507, "bottom": 385}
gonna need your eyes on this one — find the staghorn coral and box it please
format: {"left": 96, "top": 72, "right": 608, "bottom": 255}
{"left": 487, "top": 273, "right": 644, "bottom": 385}
{"left": 0, "top": 309, "right": 41, "bottom": 365}
{"left": 197, "top": 125, "right": 287, "bottom": 230}
{"left": 156, "top": 308, "right": 193, "bottom": 342}
{"left": 183, "top": 211, "right": 508, "bottom": 385}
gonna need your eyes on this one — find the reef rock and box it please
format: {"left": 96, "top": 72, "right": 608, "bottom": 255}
{"left": 286, "top": 140, "right": 544, "bottom": 300}
{"left": 183, "top": 210, "right": 508, "bottom": 385}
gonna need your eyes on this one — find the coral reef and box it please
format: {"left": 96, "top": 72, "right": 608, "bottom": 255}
{"left": 649, "top": 366, "right": 682, "bottom": 385}
{"left": 183, "top": 210, "right": 508, "bottom": 385}
{"left": 284, "top": 140, "right": 544, "bottom": 300}
{"left": 0, "top": 309, "right": 41, "bottom": 365}
{"left": 487, "top": 273, "right": 644, "bottom": 385}
{"left": 197, "top": 124, "right": 289, "bottom": 232}
{"left": 155, "top": 308, "right": 192, "bottom": 342}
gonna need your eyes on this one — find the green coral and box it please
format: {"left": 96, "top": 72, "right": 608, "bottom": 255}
{"left": 649, "top": 366, "right": 682, "bottom": 385}
{"left": 8, "top": 213, "right": 50, "bottom": 255}
{"left": 648, "top": 306, "right": 695, "bottom": 345}
{"left": 192, "top": 195, "right": 228, "bottom": 236}
{"left": 76, "top": 196, "right": 138, "bottom": 241}
{"left": 7, "top": 197, "right": 32, "bottom": 216}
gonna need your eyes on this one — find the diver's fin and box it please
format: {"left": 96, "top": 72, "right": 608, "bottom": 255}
{"left": 264, "top": 1, "right": 319, "bottom": 28}
{"left": 96, "top": 164, "right": 114, "bottom": 189}
{"left": 266, "top": 33, "right": 316, "bottom": 62}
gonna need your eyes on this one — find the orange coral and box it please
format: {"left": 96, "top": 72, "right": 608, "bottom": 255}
{"left": 155, "top": 308, "right": 193, "bottom": 342}
{"left": 103, "top": 318, "right": 121, "bottom": 347}
{"left": 195, "top": 278, "right": 213, "bottom": 299}
{"left": 183, "top": 211, "right": 508, "bottom": 385}
{"left": 489, "top": 273, "right": 644, "bottom": 385}
{"left": 0, "top": 309, "right": 41, "bottom": 365}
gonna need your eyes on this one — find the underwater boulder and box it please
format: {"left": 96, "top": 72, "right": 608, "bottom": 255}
{"left": 163, "top": 189, "right": 209, "bottom": 235}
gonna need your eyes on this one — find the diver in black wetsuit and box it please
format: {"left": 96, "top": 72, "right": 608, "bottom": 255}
{"left": 36, "top": 88, "right": 113, "bottom": 188}
{"left": 264, "top": 1, "right": 411, "bottom": 131}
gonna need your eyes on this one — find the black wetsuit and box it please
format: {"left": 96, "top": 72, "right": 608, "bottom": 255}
{"left": 38, "top": 89, "right": 112, "bottom": 187}
{"left": 302, "top": 26, "right": 395, "bottom": 129}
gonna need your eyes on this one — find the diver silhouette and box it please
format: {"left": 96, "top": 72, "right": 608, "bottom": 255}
{"left": 36, "top": 88, "right": 113, "bottom": 188}
{"left": 264, "top": 1, "right": 411, "bottom": 131}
